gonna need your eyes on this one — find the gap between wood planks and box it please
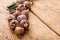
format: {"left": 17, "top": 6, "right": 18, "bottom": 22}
{"left": 37, "top": 0, "right": 60, "bottom": 36}
{"left": 30, "top": 1, "right": 60, "bottom": 37}
{"left": 30, "top": 9, "right": 60, "bottom": 37}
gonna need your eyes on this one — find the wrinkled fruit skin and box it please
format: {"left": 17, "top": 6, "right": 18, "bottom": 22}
{"left": 17, "top": 15, "right": 27, "bottom": 21}
{"left": 13, "top": 10, "right": 21, "bottom": 17}
{"left": 21, "top": 10, "right": 29, "bottom": 19}
{"left": 20, "top": 19, "right": 29, "bottom": 29}
{"left": 14, "top": 27, "right": 24, "bottom": 35}
{"left": 16, "top": 4, "right": 26, "bottom": 12}
{"left": 10, "top": 20, "right": 18, "bottom": 26}
{"left": 9, "top": 20, "right": 18, "bottom": 30}
{"left": 24, "top": 1, "right": 32, "bottom": 10}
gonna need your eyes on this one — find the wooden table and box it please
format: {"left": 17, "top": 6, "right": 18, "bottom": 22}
{"left": 0, "top": 0, "right": 60, "bottom": 40}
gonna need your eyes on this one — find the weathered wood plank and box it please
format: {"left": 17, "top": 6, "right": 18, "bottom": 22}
{"left": 38, "top": 0, "right": 60, "bottom": 15}
{"left": 31, "top": 1, "right": 60, "bottom": 36}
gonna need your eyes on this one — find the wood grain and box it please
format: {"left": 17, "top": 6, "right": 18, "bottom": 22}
{"left": 38, "top": 0, "right": 60, "bottom": 15}
{"left": 31, "top": 1, "right": 60, "bottom": 36}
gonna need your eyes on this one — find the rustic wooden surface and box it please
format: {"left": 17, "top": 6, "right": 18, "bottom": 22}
{"left": 0, "top": 0, "right": 60, "bottom": 40}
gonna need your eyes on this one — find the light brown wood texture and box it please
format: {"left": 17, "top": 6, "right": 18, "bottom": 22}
{"left": 0, "top": 0, "right": 60, "bottom": 40}
{"left": 31, "top": 0, "right": 60, "bottom": 36}
{"left": 38, "top": 0, "right": 60, "bottom": 15}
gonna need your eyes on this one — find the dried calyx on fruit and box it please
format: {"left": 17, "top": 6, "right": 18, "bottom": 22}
{"left": 9, "top": 20, "right": 18, "bottom": 30}
{"left": 20, "top": 19, "right": 29, "bottom": 29}
{"left": 24, "top": 1, "right": 32, "bottom": 10}
{"left": 9, "top": 20, "right": 18, "bottom": 26}
{"left": 8, "top": 0, "right": 32, "bottom": 35}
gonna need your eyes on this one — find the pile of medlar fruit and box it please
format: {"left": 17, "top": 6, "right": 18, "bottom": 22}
{"left": 8, "top": 0, "right": 32, "bottom": 35}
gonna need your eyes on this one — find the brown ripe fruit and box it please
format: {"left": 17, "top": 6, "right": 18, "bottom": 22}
{"left": 21, "top": 10, "right": 29, "bottom": 19}
{"left": 17, "top": 0, "right": 26, "bottom": 4}
{"left": 20, "top": 19, "right": 29, "bottom": 29}
{"left": 17, "top": 15, "right": 27, "bottom": 21}
{"left": 14, "top": 27, "right": 24, "bottom": 35}
{"left": 9, "top": 20, "right": 18, "bottom": 30}
{"left": 16, "top": 4, "right": 26, "bottom": 12}
{"left": 9, "top": 20, "right": 18, "bottom": 27}
{"left": 24, "top": 1, "right": 32, "bottom": 9}
{"left": 13, "top": 10, "right": 21, "bottom": 18}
